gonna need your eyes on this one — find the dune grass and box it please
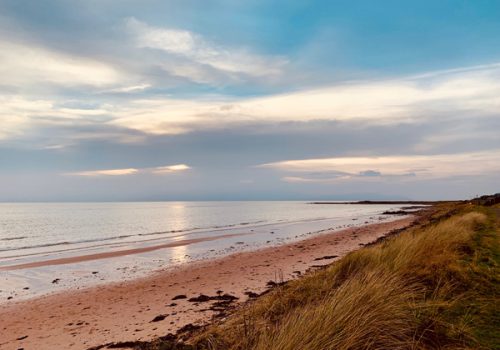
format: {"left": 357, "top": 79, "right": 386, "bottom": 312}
{"left": 139, "top": 203, "right": 499, "bottom": 350}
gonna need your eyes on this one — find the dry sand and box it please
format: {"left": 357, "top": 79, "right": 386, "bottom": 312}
{"left": 0, "top": 216, "right": 414, "bottom": 350}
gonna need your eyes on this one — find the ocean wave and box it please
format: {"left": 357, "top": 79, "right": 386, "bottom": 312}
{"left": 0, "top": 217, "right": 335, "bottom": 254}
{"left": 0, "top": 236, "right": 28, "bottom": 241}
{"left": 0, "top": 220, "right": 270, "bottom": 253}
{"left": 0, "top": 235, "right": 134, "bottom": 253}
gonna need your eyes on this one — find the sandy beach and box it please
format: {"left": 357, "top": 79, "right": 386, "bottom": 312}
{"left": 0, "top": 216, "right": 414, "bottom": 350}
{"left": 1, "top": 2, "right": 496, "bottom": 348}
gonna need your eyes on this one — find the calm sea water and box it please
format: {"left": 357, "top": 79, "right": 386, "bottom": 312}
{"left": 0, "top": 201, "right": 410, "bottom": 299}
{"left": 0, "top": 201, "right": 400, "bottom": 257}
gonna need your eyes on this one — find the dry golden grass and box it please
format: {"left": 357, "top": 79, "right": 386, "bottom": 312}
{"left": 255, "top": 271, "right": 419, "bottom": 350}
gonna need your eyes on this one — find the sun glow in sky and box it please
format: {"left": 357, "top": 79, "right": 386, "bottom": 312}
{"left": 0, "top": 1, "right": 499, "bottom": 201}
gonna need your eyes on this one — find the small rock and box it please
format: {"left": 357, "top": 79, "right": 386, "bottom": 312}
{"left": 150, "top": 314, "right": 168, "bottom": 322}
{"left": 313, "top": 255, "right": 338, "bottom": 261}
{"left": 215, "top": 293, "right": 238, "bottom": 301}
{"left": 188, "top": 294, "right": 211, "bottom": 302}
{"left": 244, "top": 291, "right": 259, "bottom": 298}
{"left": 177, "top": 323, "right": 201, "bottom": 334}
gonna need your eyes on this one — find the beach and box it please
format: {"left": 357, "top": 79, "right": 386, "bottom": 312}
{"left": 2, "top": 2, "right": 497, "bottom": 348}
{"left": 0, "top": 216, "right": 414, "bottom": 350}
{"left": 0, "top": 202, "right": 410, "bottom": 301}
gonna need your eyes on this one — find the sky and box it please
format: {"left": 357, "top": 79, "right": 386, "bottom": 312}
{"left": 0, "top": 0, "right": 499, "bottom": 201}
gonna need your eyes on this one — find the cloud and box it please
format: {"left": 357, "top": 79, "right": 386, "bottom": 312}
{"left": 0, "top": 40, "right": 123, "bottom": 89}
{"left": 125, "top": 17, "right": 288, "bottom": 80}
{"left": 107, "top": 61, "right": 500, "bottom": 135}
{"left": 0, "top": 95, "right": 117, "bottom": 142}
{"left": 151, "top": 164, "right": 190, "bottom": 174}
{"left": 281, "top": 176, "right": 345, "bottom": 183}
{"left": 259, "top": 150, "right": 500, "bottom": 180}
{"left": 64, "top": 164, "right": 190, "bottom": 177}
{"left": 65, "top": 168, "right": 139, "bottom": 176}
{"left": 358, "top": 170, "right": 382, "bottom": 177}
{"left": 103, "top": 83, "right": 152, "bottom": 93}
{"left": 281, "top": 170, "right": 404, "bottom": 183}
{"left": 2, "top": 56, "right": 499, "bottom": 145}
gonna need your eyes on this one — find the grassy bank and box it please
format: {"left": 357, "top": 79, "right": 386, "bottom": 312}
{"left": 111, "top": 203, "right": 500, "bottom": 350}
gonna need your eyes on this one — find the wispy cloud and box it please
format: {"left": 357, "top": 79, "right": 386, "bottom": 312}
{"left": 65, "top": 168, "right": 139, "bottom": 177}
{"left": 103, "top": 83, "right": 152, "bottom": 94}
{"left": 64, "top": 164, "right": 190, "bottom": 177}
{"left": 259, "top": 150, "right": 500, "bottom": 181}
{"left": 0, "top": 95, "right": 115, "bottom": 142}
{"left": 125, "top": 17, "right": 288, "bottom": 80}
{"left": 108, "top": 62, "right": 500, "bottom": 135}
{"left": 0, "top": 61, "right": 495, "bottom": 149}
{"left": 0, "top": 40, "right": 123, "bottom": 89}
{"left": 151, "top": 164, "right": 190, "bottom": 174}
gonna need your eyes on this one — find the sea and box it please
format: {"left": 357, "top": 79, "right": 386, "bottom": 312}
{"left": 0, "top": 201, "right": 410, "bottom": 300}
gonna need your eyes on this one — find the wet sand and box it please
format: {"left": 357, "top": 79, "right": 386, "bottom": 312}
{"left": 0, "top": 216, "right": 414, "bottom": 350}
{"left": 0, "top": 232, "right": 248, "bottom": 271}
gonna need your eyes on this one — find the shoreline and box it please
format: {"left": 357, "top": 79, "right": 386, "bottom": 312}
{"left": 0, "top": 208, "right": 408, "bottom": 301}
{"left": 0, "top": 232, "right": 250, "bottom": 271}
{"left": 0, "top": 216, "right": 416, "bottom": 350}
{"left": 310, "top": 201, "right": 448, "bottom": 205}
